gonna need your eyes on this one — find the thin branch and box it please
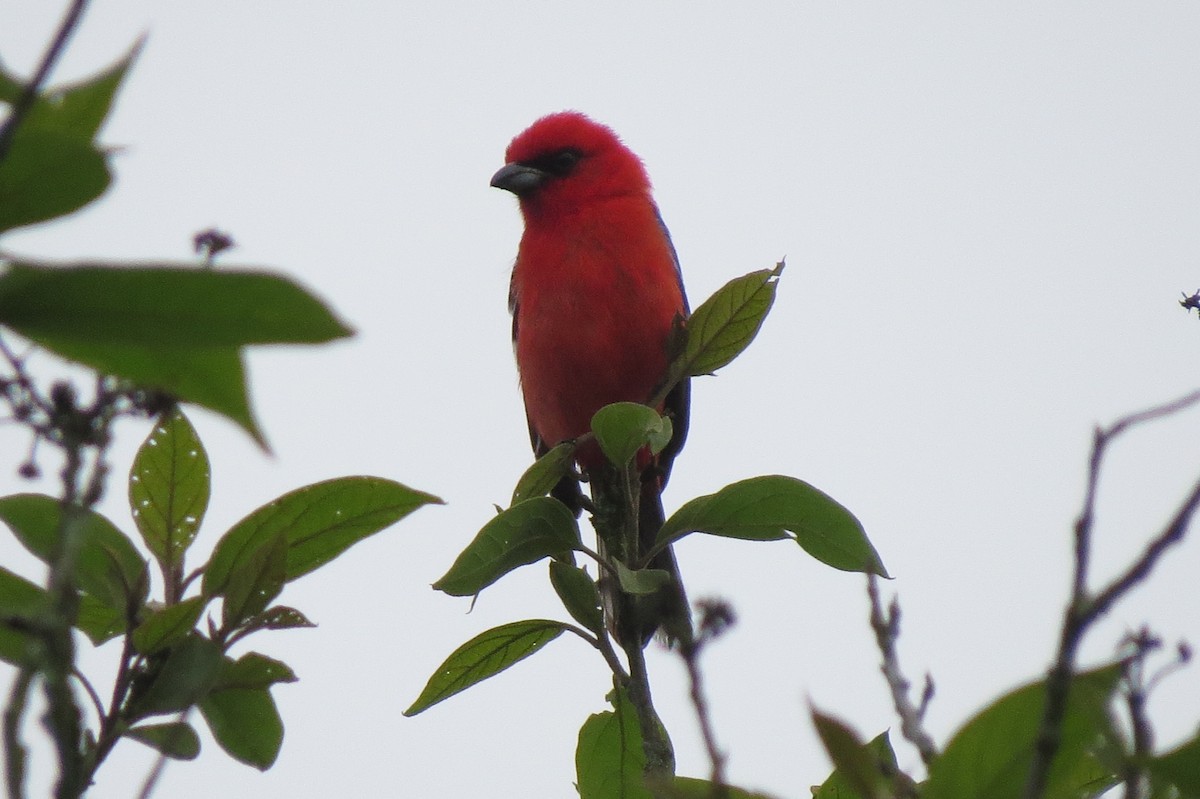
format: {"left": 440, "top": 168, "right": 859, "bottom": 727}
{"left": 1024, "top": 388, "right": 1200, "bottom": 799}
{"left": 677, "top": 602, "right": 734, "bottom": 796}
{"left": 866, "top": 575, "right": 938, "bottom": 766}
{"left": 4, "top": 669, "right": 33, "bottom": 799}
{"left": 0, "top": 0, "right": 91, "bottom": 163}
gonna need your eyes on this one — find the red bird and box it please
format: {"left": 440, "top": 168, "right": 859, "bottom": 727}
{"left": 491, "top": 112, "right": 691, "bottom": 648}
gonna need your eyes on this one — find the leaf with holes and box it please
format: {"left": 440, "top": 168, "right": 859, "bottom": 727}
{"left": 204, "top": 477, "right": 440, "bottom": 598}
{"left": 129, "top": 406, "right": 210, "bottom": 568}
{"left": 433, "top": 497, "right": 580, "bottom": 597}
{"left": 405, "top": 619, "right": 569, "bottom": 716}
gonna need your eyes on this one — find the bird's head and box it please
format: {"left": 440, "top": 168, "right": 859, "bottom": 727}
{"left": 491, "top": 112, "right": 651, "bottom": 217}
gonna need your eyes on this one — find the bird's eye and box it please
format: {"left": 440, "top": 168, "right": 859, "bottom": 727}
{"left": 546, "top": 149, "right": 581, "bottom": 177}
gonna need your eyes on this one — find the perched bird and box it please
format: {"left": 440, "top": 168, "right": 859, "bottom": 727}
{"left": 491, "top": 111, "right": 691, "bottom": 649}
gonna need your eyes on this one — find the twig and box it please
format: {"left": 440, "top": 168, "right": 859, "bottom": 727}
{"left": 1024, "top": 389, "right": 1200, "bottom": 799}
{"left": 4, "top": 669, "right": 33, "bottom": 799}
{"left": 866, "top": 575, "right": 938, "bottom": 766}
{"left": 0, "top": 0, "right": 91, "bottom": 163}
{"left": 1118, "top": 628, "right": 1158, "bottom": 799}
{"left": 678, "top": 600, "right": 735, "bottom": 797}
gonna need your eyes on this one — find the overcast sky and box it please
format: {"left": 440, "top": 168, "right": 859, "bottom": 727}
{"left": 2, "top": 2, "right": 1200, "bottom": 797}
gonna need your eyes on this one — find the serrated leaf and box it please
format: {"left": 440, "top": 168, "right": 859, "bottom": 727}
{"left": 213, "top": 652, "right": 298, "bottom": 691}
{"left": 204, "top": 477, "right": 440, "bottom": 597}
{"left": 923, "top": 664, "right": 1122, "bottom": 799}
{"left": 199, "top": 686, "right": 283, "bottom": 770}
{"left": 0, "top": 493, "right": 149, "bottom": 611}
{"left": 221, "top": 532, "right": 286, "bottom": 630}
{"left": 132, "top": 597, "right": 206, "bottom": 655}
{"left": 432, "top": 497, "right": 580, "bottom": 597}
{"left": 655, "top": 476, "right": 887, "bottom": 577}
{"left": 404, "top": 619, "right": 568, "bottom": 716}
{"left": 129, "top": 407, "right": 210, "bottom": 567}
{"left": 128, "top": 634, "right": 223, "bottom": 719}
{"left": 511, "top": 442, "right": 576, "bottom": 505}
{"left": 576, "top": 685, "right": 652, "bottom": 799}
{"left": 592, "top": 403, "right": 672, "bottom": 468}
{"left": 126, "top": 721, "right": 200, "bottom": 761}
{"left": 678, "top": 262, "right": 783, "bottom": 378}
{"left": 810, "top": 709, "right": 885, "bottom": 799}
{"left": 549, "top": 561, "right": 603, "bottom": 634}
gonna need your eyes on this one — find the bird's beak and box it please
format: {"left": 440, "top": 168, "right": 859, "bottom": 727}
{"left": 490, "top": 163, "right": 547, "bottom": 195}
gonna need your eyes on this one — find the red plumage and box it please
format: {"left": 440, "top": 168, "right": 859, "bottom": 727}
{"left": 492, "top": 112, "right": 691, "bottom": 646}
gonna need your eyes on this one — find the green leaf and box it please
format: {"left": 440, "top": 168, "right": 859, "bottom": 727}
{"left": 511, "top": 442, "right": 576, "bottom": 505}
{"left": 0, "top": 67, "right": 21, "bottom": 103}
{"left": 204, "top": 477, "right": 440, "bottom": 597}
{"left": 127, "top": 634, "right": 223, "bottom": 719}
{"left": 0, "top": 566, "right": 48, "bottom": 665}
{"left": 404, "top": 619, "right": 568, "bottom": 716}
{"left": 432, "top": 497, "right": 580, "bottom": 597}
{"left": 129, "top": 407, "right": 211, "bottom": 568}
{"left": 656, "top": 476, "right": 887, "bottom": 577}
{"left": 0, "top": 130, "right": 110, "bottom": 233}
{"left": 678, "top": 262, "right": 783, "bottom": 378}
{"left": 923, "top": 664, "right": 1122, "bottom": 799}
{"left": 19, "top": 37, "right": 144, "bottom": 141}
{"left": 1147, "top": 731, "right": 1200, "bottom": 794}
{"left": 655, "top": 777, "right": 783, "bottom": 799}
{"left": 591, "top": 403, "right": 673, "bottom": 468}
{"left": 76, "top": 593, "right": 124, "bottom": 645}
{"left": 576, "top": 685, "right": 651, "bottom": 799}
{"left": 0, "top": 493, "right": 149, "bottom": 611}
{"left": 213, "top": 652, "right": 298, "bottom": 691}
{"left": 29, "top": 336, "right": 262, "bottom": 445}
{"left": 234, "top": 605, "right": 316, "bottom": 637}
{"left": 813, "top": 729, "right": 906, "bottom": 799}
{"left": 199, "top": 686, "right": 283, "bottom": 770}
{"left": 126, "top": 721, "right": 200, "bottom": 761}
{"left": 810, "top": 710, "right": 887, "bottom": 799}
{"left": 0, "top": 263, "right": 354, "bottom": 347}
{"left": 221, "top": 532, "right": 286, "bottom": 631}
{"left": 614, "top": 560, "right": 670, "bottom": 596}
{"left": 549, "top": 561, "right": 604, "bottom": 634}
{"left": 132, "top": 597, "right": 207, "bottom": 655}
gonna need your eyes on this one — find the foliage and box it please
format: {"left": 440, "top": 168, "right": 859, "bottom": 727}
{"left": 0, "top": 25, "right": 439, "bottom": 799}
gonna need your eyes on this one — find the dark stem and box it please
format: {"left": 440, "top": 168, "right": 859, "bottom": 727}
{"left": 679, "top": 637, "right": 727, "bottom": 795}
{"left": 866, "top": 575, "right": 938, "bottom": 766}
{"left": 0, "top": 0, "right": 91, "bottom": 163}
{"left": 1023, "top": 389, "right": 1200, "bottom": 799}
{"left": 4, "top": 669, "right": 33, "bottom": 799}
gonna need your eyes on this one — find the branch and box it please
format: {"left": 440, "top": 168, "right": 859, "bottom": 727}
{"left": 0, "top": 0, "right": 91, "bottom": 163}
{"left": 1024, "top": 389, "right": 1200, "bottom": 799}
{"left": 866, "top": 575, "right": 938, "bottom": 766}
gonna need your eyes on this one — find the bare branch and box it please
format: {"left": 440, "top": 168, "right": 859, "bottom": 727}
{"left": 1024, "top": 388, "right": 1200, "bottom": 799}
{"left": 866, "top": 575, "right": 939, "bottom": 766}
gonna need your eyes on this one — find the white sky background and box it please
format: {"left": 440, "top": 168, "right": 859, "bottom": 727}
{"left": 1, "top": 2, "right": 1199, "bottom": 797}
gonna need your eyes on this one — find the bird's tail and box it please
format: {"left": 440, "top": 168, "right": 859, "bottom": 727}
{"left": 610, "top": 477, "right": 692, "bottom": 649}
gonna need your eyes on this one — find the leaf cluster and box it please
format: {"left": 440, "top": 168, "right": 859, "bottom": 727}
{"left": 0, "top": 407, "right": 439, "bottom": 772}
